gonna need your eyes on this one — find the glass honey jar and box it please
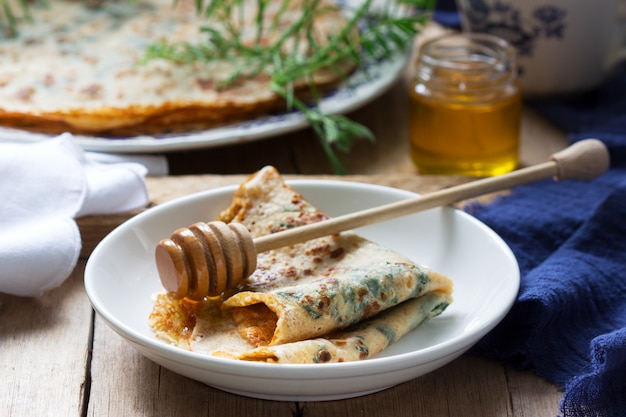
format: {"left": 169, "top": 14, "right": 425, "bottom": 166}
{"left": 408, "top": 33, "right": 522, "bottom": 176}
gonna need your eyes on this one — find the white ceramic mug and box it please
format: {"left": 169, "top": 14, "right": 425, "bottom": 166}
{"left": 456, "top": 0, "right": 626, "bottom": 97}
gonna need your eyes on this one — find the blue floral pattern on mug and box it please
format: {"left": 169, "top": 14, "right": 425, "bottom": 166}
{"left": 462, "top": 0, "right": 567, "bottom": 56}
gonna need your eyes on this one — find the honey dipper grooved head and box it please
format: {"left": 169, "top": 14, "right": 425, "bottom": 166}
{"left": 155, "top": 221, "right": 257, "bottom": 300}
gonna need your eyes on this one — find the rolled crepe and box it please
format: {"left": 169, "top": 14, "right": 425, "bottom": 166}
{"left": 150, "top": 166, "right": 454, "bottom": 363}
{"left": 237, "top": 290, "right": 452, "bottom": 363}
{"left": 218, "top": 166, "right": 453, "bottom": 347}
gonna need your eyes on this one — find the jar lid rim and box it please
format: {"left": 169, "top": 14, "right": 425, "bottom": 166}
{"left": 418, "top": 32, "right": 517, "bottom": 69}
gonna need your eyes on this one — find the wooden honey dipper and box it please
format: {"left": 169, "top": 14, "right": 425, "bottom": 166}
{"left": 156, "top": 139, "right": 610, "bottom": 300}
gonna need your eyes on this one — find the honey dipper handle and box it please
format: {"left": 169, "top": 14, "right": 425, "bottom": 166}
{"left": 254, "top": 139, "right": 609, "bottom": 253}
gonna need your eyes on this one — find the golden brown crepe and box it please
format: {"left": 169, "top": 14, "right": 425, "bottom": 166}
{"left": 149, "top": 166, "right": 453, "bottom": 363}
{"left": 0, "top": 0, "right": 353, "bottom": 136}
{"left": 236, "top": 292, "right": 451, "bottom": 363}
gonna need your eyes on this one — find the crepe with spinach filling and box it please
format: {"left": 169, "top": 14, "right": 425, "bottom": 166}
{"left": 149, "top": 166, "right": 453, "bottom": 363}
{"left": 236, "top": 291, "right": 451, "bottom": 363}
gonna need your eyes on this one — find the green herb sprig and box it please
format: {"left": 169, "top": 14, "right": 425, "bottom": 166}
{"left": 146, "top": 0, "right": 434, "bottom": 173}
{"left": 0, "top": 0, "right": 48, "bottom": 37}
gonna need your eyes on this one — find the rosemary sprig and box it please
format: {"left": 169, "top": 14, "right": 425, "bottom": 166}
{"left": 0, "top": 0, "right": 48, "bottom": 38}
{"left": 147, "top": 0, "right": 434, "bottom": 173}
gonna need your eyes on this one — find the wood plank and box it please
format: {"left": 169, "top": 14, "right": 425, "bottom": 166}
{"left": 0, "top": 262, "right": 92, "bottom": 417}
{"left": 166, "top": 133, "right": 301, "bottom": 176}
{"left": 506, "top": 367, "right": 563, "bottom": 417}
{"left": 87, "top": 317, "right": 296, "bottom": 417}
{"left": 303, "top": 356, "right": 513, "bottom": 417}
{"left": 519, "top": 108, "right": 568, "bottom": 168}
{"left": 141, "top": 173, "right": 471, "bottom": 205}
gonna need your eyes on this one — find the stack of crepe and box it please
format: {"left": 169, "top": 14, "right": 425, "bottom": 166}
{"left": 150, "top": 166, "right": 453, "bottom": 364}
{"left": 0, "top": 0, "right": 353, "bottom": 136}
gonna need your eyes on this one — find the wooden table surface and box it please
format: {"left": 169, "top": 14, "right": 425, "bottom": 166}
{"left": 1, "top": 29, "right": 572, "bottom": 416}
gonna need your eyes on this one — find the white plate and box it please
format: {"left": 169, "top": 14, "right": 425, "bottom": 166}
{"left": 0, "top": 52, "right": 408, "bottom": 153}
{"left": 85, "top": 180, "right": 519, "bottom": 401}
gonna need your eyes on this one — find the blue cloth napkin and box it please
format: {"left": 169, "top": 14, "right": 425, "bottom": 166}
{"left": 465, "top": 74, "right": 626, "bottom": 417}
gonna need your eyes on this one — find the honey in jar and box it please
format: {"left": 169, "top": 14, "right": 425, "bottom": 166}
{"left": 408, "top": 33, "right": 522, "bottom": 176}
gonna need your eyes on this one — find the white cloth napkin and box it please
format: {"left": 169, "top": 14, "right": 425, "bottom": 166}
{"left": 0, "top": 134, "right": 150, "bottom": 297}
